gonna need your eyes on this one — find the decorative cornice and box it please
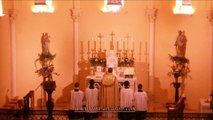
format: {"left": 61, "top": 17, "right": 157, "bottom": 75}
{"left": 70, "top": 8, "right": 80, "bottom": 21}
{"left": 146, "top": 8, "right": 158, "bottom": 22}
{"left": 8, "top": 9, "right": 17, "bottom": 23}
{"left": 207, "top": 10, "right": 213, "bottom": 25}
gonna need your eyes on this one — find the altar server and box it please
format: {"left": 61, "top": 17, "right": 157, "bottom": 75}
{"left": 134, "top": 83, "right": 148, "bottom": 120}
{"left": 85, "top": 79, "right": 99, "bottom": 111}
{"left": 70, "top": 82, "right": 84, "bottom": 110}
{"left": 120, "top": 81, "right": 134, "bottom": 109}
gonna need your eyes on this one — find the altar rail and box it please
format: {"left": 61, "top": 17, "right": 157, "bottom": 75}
{"left": 0, "top": 109, "right": 213, "bottom": 120}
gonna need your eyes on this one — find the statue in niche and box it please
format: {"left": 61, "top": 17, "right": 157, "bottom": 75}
{"left": 174, "top": 30, "right": 187, "bottom": 58}
{"left": 41, "top": 33, "right": 50, "bottom": 54}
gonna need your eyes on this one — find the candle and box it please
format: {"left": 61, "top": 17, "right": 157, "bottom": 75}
{"left": 81, "top": 41, "right": 83, "bottom": 53}
{"left": 139, "top": 41, "right": 142, "bottom": 54}
{"left": 123, "top": 40, "right": 125, "bottom": 51}
{"left": 126, "top": 38, "right": 128, "bottom": 50}
{"left": 94, "top": 40, "right": 96, "bottom": 51}
{"left": 117, "top": 41, "right": 119, "bottom": 51}
{"left": 119, "top": 38, "right": 122, "bottom": 50}
{"left": 91, "top": 37, "right": 94, "bottom": 50}
{"left": 88, "top": 40, "right": 90, "bottom": 52}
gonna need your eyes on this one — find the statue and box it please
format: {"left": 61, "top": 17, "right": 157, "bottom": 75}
{"left": 41, "top": 33, "right": 50, "bottom": 54}
{"left": 106, "top": 50, "right": 118, "bottom": 68}
{"left": 174, "top": 30, "right": 187, "bottom": 58}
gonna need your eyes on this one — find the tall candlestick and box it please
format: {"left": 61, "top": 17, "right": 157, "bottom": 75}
{"left": 94, "top": 41, "right": 96, "bottom": 51}
{"left": 117, "top": 41, "right": 119, "bottom": 51}
{"left": 123, "top": 40, "right": 125, "bottom": 51}
{"left": 88, "top": 40, "right": 90, "bottom": 52}
{"left": 81, "top": 41, "right": 83, "bottom": 52}
{"left": 91, "top": 37, "right": 94, "bottom": 51}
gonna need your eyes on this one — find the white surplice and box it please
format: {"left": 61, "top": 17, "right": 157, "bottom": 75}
{"left": 134, "top": 91, "right": 148, "bottom": 111}
{"left": 85, "top": 87, "right": 99, "bottom": 112}
{"left": 120, "top": 88, "right": 134, "bottom": 108}
{"left": 71, "top": 90, "right": 84, "bottom": 109}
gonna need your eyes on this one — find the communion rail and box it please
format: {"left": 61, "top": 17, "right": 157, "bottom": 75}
{"left": 0, "top": 109, "right": 212, "bottom": 120}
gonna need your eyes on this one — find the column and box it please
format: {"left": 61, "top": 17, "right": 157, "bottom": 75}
{"left": 70, "top": 0, "right": 80, "bottom": 82}
{"left": 207, "top": 10, "right": 213, "bottom": 91}
{"left": 9, "top": 8, "right": 17, "bottom": 98}
{"left": 147, "top": 7, "right": 158, "bottom": 93}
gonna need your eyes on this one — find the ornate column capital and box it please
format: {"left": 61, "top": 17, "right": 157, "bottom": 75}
{"left": 8, "top": 9, "right": 17, "bottom": 23}
{"left": 70, "top": 8, "right": 80, "bottom": 21}
{"left": 207, "top": 10, "right": 213, "bottom": 25}
{"left": 146, "top": 8, "right": 158, "bottom": 22}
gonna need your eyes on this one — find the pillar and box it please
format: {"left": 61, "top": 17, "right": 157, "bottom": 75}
{"left": 9, "top": 8, "right": 17, "bottom": 98}
{"left": 70, "top": 0, "right": 80, "bottom": 82}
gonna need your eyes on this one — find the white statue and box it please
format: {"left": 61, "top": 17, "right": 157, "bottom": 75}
{"left": 106, "top": 50, "right": 118, "bottom": 68}
{"left": 41, "top": 33, "right": 50, "bottom": 54}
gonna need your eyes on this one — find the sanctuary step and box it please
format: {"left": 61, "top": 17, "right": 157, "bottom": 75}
{"left": 2, "top": 96, "right": 23, "bottom": 109}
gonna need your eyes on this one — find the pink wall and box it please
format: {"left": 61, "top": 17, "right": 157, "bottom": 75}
{"left": 0, "top": 1, "right": 212, "bottom": 111}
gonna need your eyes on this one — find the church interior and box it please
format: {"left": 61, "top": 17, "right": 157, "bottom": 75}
{"left": 0, "top": 0, "right": 213, "bottom": 119}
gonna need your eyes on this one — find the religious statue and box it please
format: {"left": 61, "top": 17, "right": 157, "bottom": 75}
{"left": 174, "top": 30, "right": 187, "bottom": 58}
{"left": 106, "top": 50, "right": 118, "bottom": 68}
{"left": 41, "top": 33, "right": 50, "bottom": 54}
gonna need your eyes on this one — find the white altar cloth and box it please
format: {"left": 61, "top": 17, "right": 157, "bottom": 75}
{"left": 86, "top": 75, "right": 137, "bottom": 90}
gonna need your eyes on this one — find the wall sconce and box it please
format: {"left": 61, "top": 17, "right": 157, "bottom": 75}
{"left": 101, "top": 0, "right": 124, "bottom": 13}
{"left": 0, "top": 0, "right": 4, "bottom": 16}
{"left": 32, "top": 0, "right": 54, "bottom": 13}
{"left": 173, "top": 0, "right": 195, "bottom": 15}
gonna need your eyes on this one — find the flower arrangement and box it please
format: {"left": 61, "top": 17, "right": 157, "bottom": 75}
{"left": 35, "top": 52, "right": 59, "bottom": 81}
{"left": 118, "top": 57, "right": 135, "bottom": 67}
{"left": 168, "top": 54, "right": 190, "bottom": 78}
{"left": 89, "top": 56, "right": 106, "bottom": 67}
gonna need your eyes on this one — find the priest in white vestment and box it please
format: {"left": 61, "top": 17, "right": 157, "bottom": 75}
{"left": 70, "top": 82, "right": 84, "bottom": 110}
{"left": 134, "top": 84, "right": 148, "bottom": 120}
{"left": 120, "top": 81, "right": 134, "bottom": 109}
{"left": 85, "top": 79, "right": 99, "bottom": 112}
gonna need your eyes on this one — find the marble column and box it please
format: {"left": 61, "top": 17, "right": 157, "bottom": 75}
{"left": 70, "top": 0, "right": 80, "bottom": 82}
{"left": 9, "top": 8, "right": 17, "bottom": 98}
{"left": 207, "top": 10, "right": 213, "bottom": 91}
{"left": 147, "top": 8, "right": 158, "bottom": 93}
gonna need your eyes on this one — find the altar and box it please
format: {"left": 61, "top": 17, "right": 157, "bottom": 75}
{"left": 86, "top": 75, "right": 137, "bottom": 90}
{"left": 86, "top": 32, "right": 137, "bottom": 90}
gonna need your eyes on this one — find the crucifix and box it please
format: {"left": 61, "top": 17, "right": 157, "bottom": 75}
{"left": 110, "top": 32, "right": 115, "bottom": 50}
{"left": 97, "top": 33, "right": 103, "bottom": 51}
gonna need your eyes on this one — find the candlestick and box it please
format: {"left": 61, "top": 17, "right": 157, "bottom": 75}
{"left": 117, "top": 41, "right": 119, "bottom": 51}
{"left": 94, "top": 41, "right": 96, "bottom": 51}
{"left": 88, "top": 40, "right": 90, "bottom": 53}
{"left": 81, "top": 41, "right": 83, "bottom": 52}
{"left": 123, "top": 40, "right": 125, "bottom": 51}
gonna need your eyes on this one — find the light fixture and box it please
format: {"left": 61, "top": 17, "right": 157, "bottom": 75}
{"left": 32, "top": 0, "right": 54, "bottom": 13}
{"left": 101, "top": 0, "right": 124, "bottom": 13}
{"left": 173, "top": 0, "right": 195, "bottom": 15}
{"left": 0, "top": 0, "right": 4, "bottom": 16}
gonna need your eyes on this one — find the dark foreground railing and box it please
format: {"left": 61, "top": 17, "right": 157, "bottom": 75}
{"left": 0, "top": 109, "right": 213, "bottom": 120}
